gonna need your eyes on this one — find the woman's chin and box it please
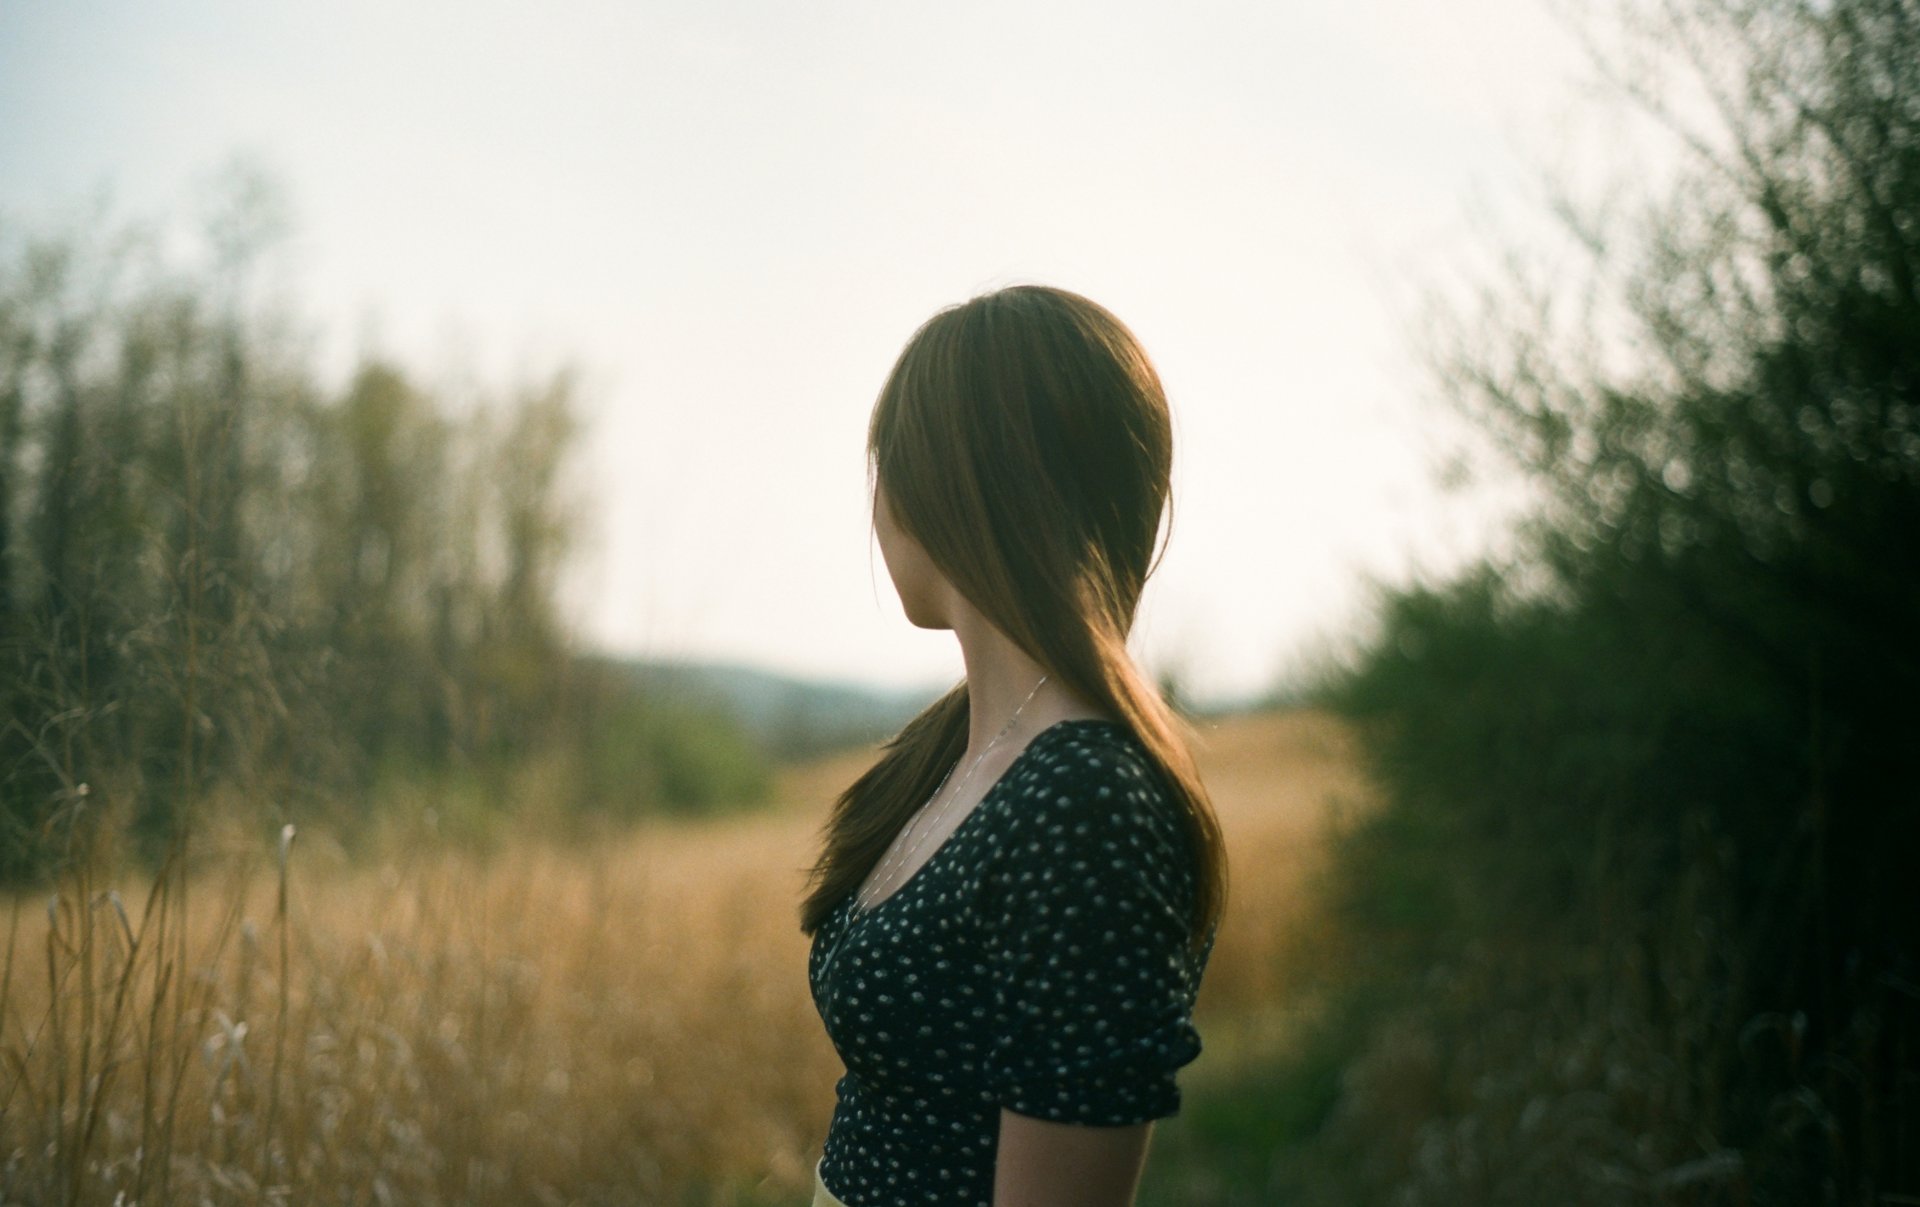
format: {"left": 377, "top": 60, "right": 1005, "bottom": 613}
{"left": 903, "top": 605, "right": 953, "bottom": 631}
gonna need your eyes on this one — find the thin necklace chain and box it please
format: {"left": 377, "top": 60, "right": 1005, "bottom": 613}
{"left": 854, "top": 672, "right": 1050, "bottom": 913}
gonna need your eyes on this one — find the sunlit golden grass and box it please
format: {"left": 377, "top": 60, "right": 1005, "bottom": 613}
{"left": 1, "top": 709, "right": 1368, "bottom": 1205}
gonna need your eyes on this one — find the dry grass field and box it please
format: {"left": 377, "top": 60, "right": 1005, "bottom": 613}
{"left": 1, "top": 709, "right": 1370, "bottom": 1205}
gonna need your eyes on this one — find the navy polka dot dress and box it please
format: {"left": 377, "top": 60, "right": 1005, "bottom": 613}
{"left": 808, "top": 719, "right": 1213, "bottom": 1206}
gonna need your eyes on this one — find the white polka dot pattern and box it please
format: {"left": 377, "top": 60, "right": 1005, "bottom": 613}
{"left": 808, "top": 719, "right": 1212, "bottom": 1206}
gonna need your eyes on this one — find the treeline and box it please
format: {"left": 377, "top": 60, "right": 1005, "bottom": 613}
{"left": 0, "top": 181, "right": 765, "bottom": 883}
{"left": 1291, "top": 1, "right": 1917, "bottom": 1203}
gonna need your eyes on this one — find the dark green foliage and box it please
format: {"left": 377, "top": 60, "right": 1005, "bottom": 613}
{"left": 1308, "top": 1, "right": 1920, "bottom": 1202}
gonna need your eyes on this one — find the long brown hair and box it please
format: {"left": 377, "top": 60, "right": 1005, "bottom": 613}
{"left": 799, "top": 284, "right": 1226, "bottom": 952}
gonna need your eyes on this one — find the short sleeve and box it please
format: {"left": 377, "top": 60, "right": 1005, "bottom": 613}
{"left": 980, "top": 739, "right": 1208, "bottom": 1126}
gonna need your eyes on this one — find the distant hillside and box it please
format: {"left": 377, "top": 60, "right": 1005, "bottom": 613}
{"left": 593, "top": 656, "right": 940, "bottom": 762}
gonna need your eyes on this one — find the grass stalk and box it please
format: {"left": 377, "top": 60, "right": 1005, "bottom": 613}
{"left": 259, "top": 823, "right": 294, "bottom": 1190}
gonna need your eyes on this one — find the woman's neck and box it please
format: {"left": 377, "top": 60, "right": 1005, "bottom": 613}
{"left": 950, "top": 607, "right": 1110, "bottom": 756}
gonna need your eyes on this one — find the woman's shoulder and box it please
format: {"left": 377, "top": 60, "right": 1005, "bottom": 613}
{"left": 1021, "top": 717, "right": 1156, "bottom": 781}
{"left": 999, "top": 719, "right": 1189, "bottom": 849}
{"left": 979, "top": 719, "right": 1202, "bottom": 945}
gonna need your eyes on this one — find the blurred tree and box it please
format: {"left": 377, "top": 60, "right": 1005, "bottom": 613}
{"left": 0, "top": 168, "right": 765, "bottom": 880}
{"left": 1315, "top": 1, "right": 1919, "bottom": 1202}
{"left": 470, "top": 371, "right": 582, "bottom": 757}
{"left": 304, "top": 362, "right": 455, "bottom": 761}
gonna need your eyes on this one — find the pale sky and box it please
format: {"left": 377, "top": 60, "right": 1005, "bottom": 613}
{"left": 0, "top": 0, "right": 1587, "bottom": 704}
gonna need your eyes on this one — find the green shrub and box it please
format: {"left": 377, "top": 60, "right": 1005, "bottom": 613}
{"left": 1308, "top": 1, "right": 1920, "bottom": 1201}
{"left": 581, "top": 691, "right": 771, "bottom": 819}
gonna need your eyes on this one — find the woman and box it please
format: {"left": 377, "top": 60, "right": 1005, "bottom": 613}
{"left": 802, "top": 285, "right": 1226, "bottom": 1207}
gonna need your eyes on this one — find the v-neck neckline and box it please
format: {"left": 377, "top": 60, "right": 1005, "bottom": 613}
{"left": 842, "top": 717, "right": 1127, "bottom": 922}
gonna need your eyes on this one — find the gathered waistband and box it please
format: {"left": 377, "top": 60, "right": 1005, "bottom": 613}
{"left": 813, "top": 1158, "right": 849, "bottom": 1207}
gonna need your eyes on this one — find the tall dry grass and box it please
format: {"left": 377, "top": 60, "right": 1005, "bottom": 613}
{"left": 1, "top": 710, "right": 1364, "bottom": 1204}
